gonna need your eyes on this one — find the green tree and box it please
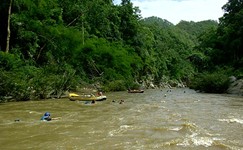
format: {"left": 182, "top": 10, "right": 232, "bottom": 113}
{"left": 217, "top": 0, "right": 243, "bottom": 66}
{"left": 118, "top": 0, "right": 141, "bottom": 45}
{"left": 9, "top": 0, "right": 63, "bottom": 64}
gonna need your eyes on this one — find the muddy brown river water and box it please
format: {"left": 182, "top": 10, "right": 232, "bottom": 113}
{"left": 0, "top": 88, "right": 242, "bottom": 150}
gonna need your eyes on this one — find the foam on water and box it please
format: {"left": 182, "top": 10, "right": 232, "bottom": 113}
{"left": 169, "top": 127, "right": 183, "bottom": 131}
{"left": 177, "top": 133, "right": 225, "bottom": 148}
{"left": 108, "top": 124, "right": 132, "bottom": 137}
{"left": 218, "top": 118, "right": 243, "bottom": 124}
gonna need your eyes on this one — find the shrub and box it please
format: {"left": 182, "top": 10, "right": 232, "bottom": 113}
{"left": 0, "top": 60, "right": 78, "bottom": 101}
{"left": 0, "top": 68, "right": 34, "bottom": 101}
{"left": 0, "top": 52, "right": 22, "bottom": 71}
{"left": 127, "top": 82, "right": 141, "bottom": 90}
{"left": 189, "top": 70, "right": 230, "bottom": 93}
{"left": 104, "top": 80, "right": 127, "bottom": 92}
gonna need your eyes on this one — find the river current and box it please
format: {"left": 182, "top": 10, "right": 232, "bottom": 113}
{"left": 0, "top": 88, "right": 242, "bottom": 150}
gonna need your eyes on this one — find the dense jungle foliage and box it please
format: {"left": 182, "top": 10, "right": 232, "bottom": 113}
{"left": 0, "top": 0, "right": 242, "bottom": 101}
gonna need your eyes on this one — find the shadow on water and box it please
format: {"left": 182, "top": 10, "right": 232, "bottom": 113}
{"left": 0, "top": 88, "right": 242, "bottom": 149}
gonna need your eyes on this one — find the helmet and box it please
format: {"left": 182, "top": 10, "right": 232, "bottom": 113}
{"left": 44, "top": 112, "right": 50, "bottom": 116}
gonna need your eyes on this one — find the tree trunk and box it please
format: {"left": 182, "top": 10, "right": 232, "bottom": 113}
{"left": 5, "top": 0, "right": 12, "bottom": 53}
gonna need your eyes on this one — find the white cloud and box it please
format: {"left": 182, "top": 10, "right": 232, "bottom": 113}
{"left": 114, "top": 0, "right": 228, "bottom": 24}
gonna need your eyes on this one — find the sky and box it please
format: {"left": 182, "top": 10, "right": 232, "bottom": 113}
{"left": 113, "top": 0, "right": 228, "bottom": 25}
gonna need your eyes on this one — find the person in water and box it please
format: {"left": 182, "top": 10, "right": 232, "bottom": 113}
{"left": 119, "top": 100, "right": 124, "bottom": 104}
{"left": 97, "top": 91, "right": 103, "bottom": 96}
{"left": 40, "top": 112, "right": 60, "bottom": 121}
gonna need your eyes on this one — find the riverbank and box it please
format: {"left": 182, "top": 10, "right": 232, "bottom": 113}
{"left": 227, "top": 77, "right": 243, "bottom": 96}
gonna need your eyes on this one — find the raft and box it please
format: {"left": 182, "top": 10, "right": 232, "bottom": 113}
{"left": 128, "top": 89, "right": 144, "bottom": 93}
{"left": 69, "top": 93, "right": 107, "bottom": 101}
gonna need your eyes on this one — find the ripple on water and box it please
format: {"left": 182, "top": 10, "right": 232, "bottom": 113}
{"left": 0, "top": 89, "right": 243, "bottom": 150}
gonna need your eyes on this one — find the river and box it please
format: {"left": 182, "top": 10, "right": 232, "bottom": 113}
{"left": 0, "top": 88, "right": 242, "bottom": 150}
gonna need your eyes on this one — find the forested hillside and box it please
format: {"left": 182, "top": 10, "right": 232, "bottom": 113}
{"left": 0, "top": 0, "right": 242, "bottom": 101}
